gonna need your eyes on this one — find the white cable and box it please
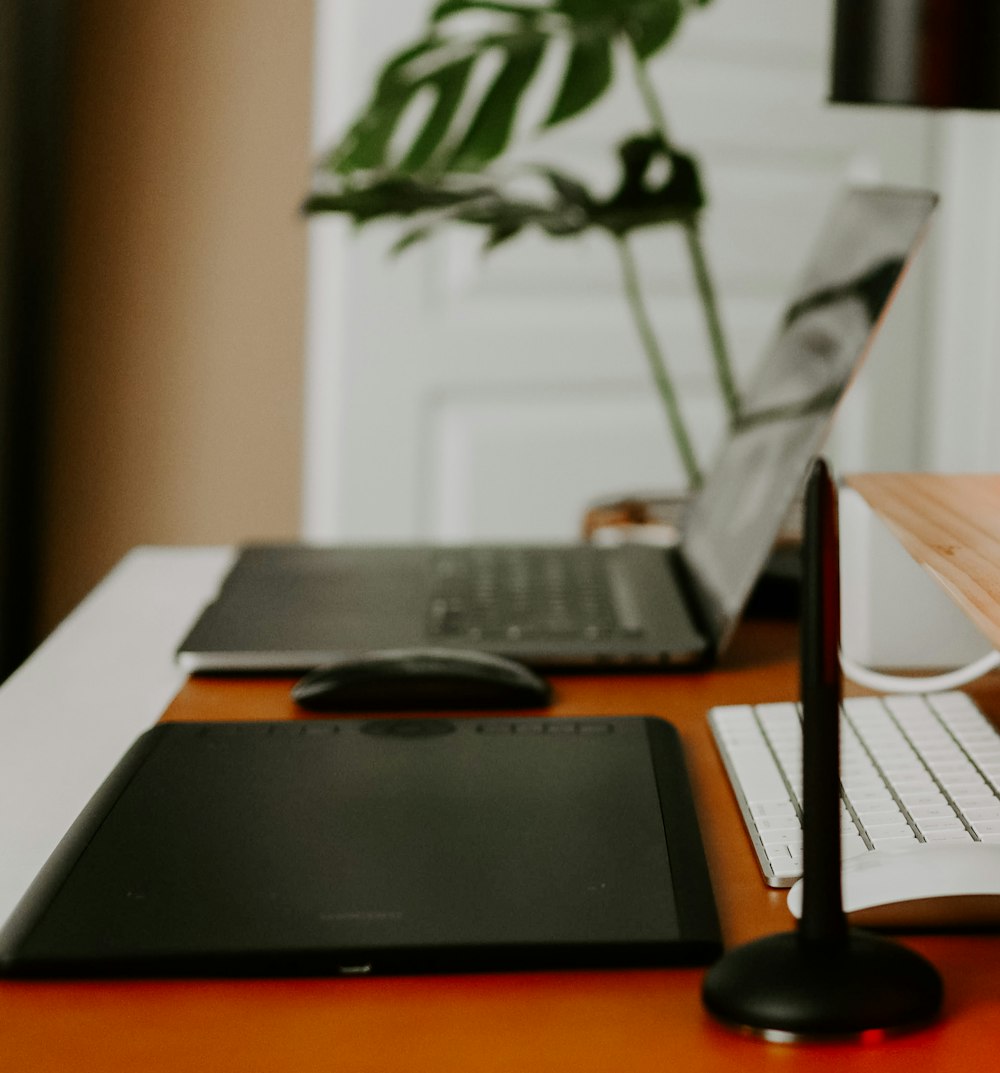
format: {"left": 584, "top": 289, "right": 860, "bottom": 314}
{"left": 839, "top": 648, "right": 1000, "bottom": 694}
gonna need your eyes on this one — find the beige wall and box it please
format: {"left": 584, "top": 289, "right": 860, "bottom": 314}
{"left": 40, "top": 1, "right": 315, "bottom": 633}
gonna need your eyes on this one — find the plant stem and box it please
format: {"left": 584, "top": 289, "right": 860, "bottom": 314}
{"left": 628, "top": 42, "right": 742, "bottom": 426}
{"left": 630, "top": 43, "right": 672, "bottom": 141}
{"left": 680, "top": 220, "right": 741, "bottom": 422}
{"left": 615, "top": 234, "right": 703, "bottom": 490}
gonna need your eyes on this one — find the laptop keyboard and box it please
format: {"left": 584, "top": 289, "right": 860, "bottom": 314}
{"left": 709, "top": 691, "right": 1000, "bottom": 887}
{"left": 427, "top": 547, "right": 644, "bottom": 643}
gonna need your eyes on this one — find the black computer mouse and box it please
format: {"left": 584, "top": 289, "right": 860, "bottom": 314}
{"left": 291, "top": 647, "right": 553, "bottom": 712}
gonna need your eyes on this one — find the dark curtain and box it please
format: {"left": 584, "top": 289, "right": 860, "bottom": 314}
{"left": 0, "top": 0, "right": 71, "bottom": 679}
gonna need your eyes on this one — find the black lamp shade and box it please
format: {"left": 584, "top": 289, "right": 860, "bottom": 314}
{"left": 831, "top": 0, "right": 1000, "bottom": 111}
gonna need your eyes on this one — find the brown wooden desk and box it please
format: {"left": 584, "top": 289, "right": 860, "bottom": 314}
{"left": 4, "top": 621, "right": 1000, "bottom": 1070}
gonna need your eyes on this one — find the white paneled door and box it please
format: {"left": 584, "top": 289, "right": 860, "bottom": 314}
{"left": 303, "top": 0, "right": 935, "bottom": 543}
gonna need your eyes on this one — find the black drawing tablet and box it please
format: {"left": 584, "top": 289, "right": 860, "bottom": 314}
{"left": 0, "top": 716, "right": 721, "bottom": 977}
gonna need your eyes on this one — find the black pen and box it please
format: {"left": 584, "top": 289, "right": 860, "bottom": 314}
{"left": 703, "top": 456, "right": 942, "bottom": 1038}
{"left": 799, "top": 456, "right": 847, "bottom": 944}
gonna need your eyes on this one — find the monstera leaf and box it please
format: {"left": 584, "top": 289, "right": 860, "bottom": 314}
{"left": 324, "top": 0, "right": 712, "bottom": 176}
{"left": 305, "top": 135, "right": 705, "bottom": 252}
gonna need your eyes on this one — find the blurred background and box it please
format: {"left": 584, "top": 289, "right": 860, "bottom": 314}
{"left": 3, "top": 0, "right": 1000, "bottom": 679}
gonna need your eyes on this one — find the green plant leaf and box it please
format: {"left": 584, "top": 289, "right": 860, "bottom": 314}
{"left": 543, "top": 36, "right": 613, "bottom": 127}
{"left": 593, "top": 134, "right": 705, "bottom": 234}
{"left": 400, "top": 56, "right": 477, "bottom": 172}
{"left": 304, "top": 135, "right": 705, "bottom": 251}
{"left": 484, "top": 221, "right": 525, "bottom": 249}
{"left": 624, "top": 0, "right": 683, "bottom": 59}
{"left": 324, "top": 41, "right": 436, "bottom": 173}
{"left": 317, "top": 0, "right": 714, "bottom": 177}
{"left": 304, "top": 175, "right": 500, "bottom": 224}
{"left": 535, "top": 167, "right": 594, "bottom": 211}
{"left": 447, "top": 40, "right": 546, "bottom": 170}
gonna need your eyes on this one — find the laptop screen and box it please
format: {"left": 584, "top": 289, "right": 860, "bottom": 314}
{"left": 679, "top": 186, "right": 938, "bottom": 650}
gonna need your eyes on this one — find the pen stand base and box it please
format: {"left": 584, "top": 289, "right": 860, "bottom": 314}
{"left": 702, "top": 929, "right": 942, "bottom": 1042}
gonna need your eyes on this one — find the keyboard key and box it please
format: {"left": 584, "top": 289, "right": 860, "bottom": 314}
{"left": 730, "top": 763, "right": 788, "bottom": 805}
{"left": 750, "top": 802, "right": 798, "bottom": 819}
{"left": 900, "top": 792, "right": 948, "bottom": 810}
{"left": 871, "top": 833, "right": 919, "bottom": 850}
{"left": 770, "top": 861, "right": 802, "bottom": 880}
{"left": 765, "top": 843, "right": 795, "bottom": 860}
{"left": 764, "top": 842, "right": 802, "bottom": 861}
{"left": 922, "top": 828, "right": 974, "bottom": 842}
{"left": 754, "top": 821, "right": 802, "bottom": 839}
{"left": 915, "top": 816, "right": 965, "bottom": 832}
{"left": 854, "top": 806, "right": 903, "bottom": 823}
{"left": 908, "top": 803, "right": 958, "bottom": 820}
{"left": 847, "top": 788, "right": 894, "bottom": 806}
{"left": 864, "top": 821, "right": 914, "bottom": 838}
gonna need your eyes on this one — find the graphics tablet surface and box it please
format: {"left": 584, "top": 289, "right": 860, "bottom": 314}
{"left": 0, "top": 716, "right": 720, "bottom": 977}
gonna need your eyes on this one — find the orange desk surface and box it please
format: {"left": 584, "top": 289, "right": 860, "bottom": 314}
{"left": 4, "top": 621, "right": 1000, "bottom": 1071}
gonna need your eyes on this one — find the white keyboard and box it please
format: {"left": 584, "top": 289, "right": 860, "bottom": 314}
{"left": 709, "top": 691, "right": 1000, "bottom": 887}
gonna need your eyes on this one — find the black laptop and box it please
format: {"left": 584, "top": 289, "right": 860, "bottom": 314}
{"left": 177, "top": 187, "right": 937, "bottom": 673}
{"left": 0, "top": 715, "right": 720, "bottom": 977}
